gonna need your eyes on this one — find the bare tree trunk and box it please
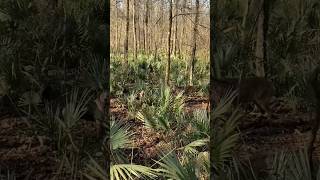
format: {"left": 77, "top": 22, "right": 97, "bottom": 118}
{"left": 241, "top": 0, "right": 253, "bottom": 71}
{"left": 148, "top": 4, "right": 153, "bottom": 53}
{"left": 174, "top": 0, "right": 179, "bottom": 56}
{"left": 124, "top": 0, "right": 130, "bottom": 64}
{"left": 144, "top": 0, "right": 149, "bottom": 54}
{"left": 263, "top": 0, "right": 270, "bottom": 75}
{"left": 115, "top": 0, "right": 119, "bottom": 54}
{"left": 165, "top": 0, "right": 173, "bottom": 86}
{"left": 255, "top": 0, "right": 266, "bottom": 77}
{"left": 159, "top": 0, "right": 165, "bottom": 55}
{"left": 132, "top": 0, "right": 137, "bottom": 60}
{"left": 137, "top": 4, "right": 141, "bottom": 54}
{"left": 241, "top": 0, "right": 250, "bottom": 43}
{"left": 188, "top": 0, "right": 199, "bottom": 86}
{"left": 179, "top": 0, "right": 187, "bottom": 58}
{"left": 143, "top": 1, "right": 146, "bottom": 52}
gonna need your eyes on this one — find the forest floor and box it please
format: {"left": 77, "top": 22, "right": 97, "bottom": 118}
{"left": 0, "top": 90, "right": 318, "bottom": 178}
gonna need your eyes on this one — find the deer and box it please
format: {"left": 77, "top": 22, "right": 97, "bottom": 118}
{"left": 211, "top": 77, "right": 276, "bottom": 115}
{"left": 85, "top": 91, "right": 107, "bottom": 138}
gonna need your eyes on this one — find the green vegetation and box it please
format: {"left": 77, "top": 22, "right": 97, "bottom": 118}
{"left": 0, "top": 0, "right": 110, "bottom": 179}
{"left": 211, "top": 0, "right": 320, "bottom": 179}
{"left": 108, "top": 53, "right": 209, "bottom": 179}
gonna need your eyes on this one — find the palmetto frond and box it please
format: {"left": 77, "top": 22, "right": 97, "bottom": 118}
{"left": 191, "top": 109, "right": 209, "bottom": 137}
{"left": 84, "top": 158, "right": 158, "bottom": 180}
{"left": 137, "top": 86, "right": 185, "bottom": 131}
{"left": 85, "top": 115, "right": 155, "bottom": 180}
{"left": 211, "top": 89, "right": 242, "bottom": 178}
{"left": 60, "top": 89, "right": 92, "bottom": 128}
{"left": 110, "top": 120, "right": 133, "bottom": 150}
{"left": 110, "top": 164, "right": 158, "bottom": 180}
{"left": 182, "top": 139, "right": 209, "bottom": 157}
{"left": 157, "top": 152, "right": 197, "bottom": 180}
{"left": 85, "top": 54, "right": 108, "bottom": 90}
{"left": 18, "top": 91, "right": 41, "bottom": 107}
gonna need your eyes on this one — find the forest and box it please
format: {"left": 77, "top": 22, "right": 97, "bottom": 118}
{"left": 0, "top": 0, "right": 110, "bottom": 179}
{"left": 0, "top": 0, "right": 320, "bottom": 180}
{"left": 211, "top": 0, "right": 320, "bottom": 180}
{"left": 110, "top": 0, "right": 209, "bottom": 179}
{"left": 0, "top": 0, "right": 209, "bottom": 179}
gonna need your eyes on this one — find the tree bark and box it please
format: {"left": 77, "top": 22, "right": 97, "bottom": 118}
{"left": 124, "top": 0, "right": 130, "bottom": 64}
{"left": 241, "top": 0, "right": 253, "bottom": 71}
{"left": 137, "top": 2, "right": 141, "bottom": 54}
{"left": 132, "top": 0, "right": 137, "bottom": 60}
{"left": 165, "top": 0, "right": 173, "bottom": 86}
{"left": 179, "top": 0, "right": 187, "bottom": 58}
{"left": 115, "top": 0, "right": 119, "bottom": 54}
{"left": 254, "top": 0, "right": 268, "bottom": 77}
{"left": 143, "top": 0, "right": 149, "bottom": 54}
{"left": 174, "top": 0, "right": 179, "bottom": 56}
{"left": 188, "top": 0, "right": 199, "bottom": 86}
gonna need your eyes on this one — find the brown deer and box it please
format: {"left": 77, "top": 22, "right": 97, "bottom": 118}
{"left": 212, "top": 77, "right": 275, "bottom": 115}
{"left": 93, "top": 91, "right": 107, "bottom": 137}
{"left": 83, "top": 91, "right": 107, "bottom": 138}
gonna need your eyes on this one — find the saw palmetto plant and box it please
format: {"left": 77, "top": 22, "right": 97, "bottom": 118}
{"left": 136, "top": 86, "right": 185, "bottom": 131}
{"left": 84, "top": 119, "right": 159, "bottom": 180}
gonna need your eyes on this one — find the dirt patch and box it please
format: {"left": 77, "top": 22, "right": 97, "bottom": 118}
{"left": 0, "top": 115, "right": 103, "bottom": 179}
{"left": 236, "top": 109, "right": 320, "bottom": 175}
{"left": 184, "top": 96, "right": 208, "bottom": 113}
{"left": 0, "top": 117, "right": 58, "bottom": 179}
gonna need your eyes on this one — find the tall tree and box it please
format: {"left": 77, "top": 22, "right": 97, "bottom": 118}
{"left": 132, "top": 0, "right": 137, "bottom": 60}
{"left": 137, "top": 2, "right": 141, "bottom": 52}
{"left": 165, "top": 0, "right": 173, "bottom": 86}
{"left": 173, "top": 0, "right": 179, "bottom": 56}
{"left": 110, "top": 0, "right": 210, "bottom": 64}
{"left": 188, "top": 0, "right": 200, "bottom": 86}
{"left": 115, "top": 0, "right": 120, "bottom": 54}
{"left": 240, "top": 0, "right": 253, "bottom": 71}
{"left": 254, "top": 0, "right": 269, "bottom": 77}
{"left": 179, "top": 0, "right": 187, "bottom": 58}
{"left": 124, "top": 0, "right": 130, "bottom": 64}
{"left": 144, "top": 0, "right": 150, "bottom": 54}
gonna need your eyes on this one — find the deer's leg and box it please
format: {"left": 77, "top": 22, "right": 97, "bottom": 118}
{"left": 255, "top": 99, "right": 273, "bottom": 118}
{"left": 254, "top": 99, "right": 267, "bottom": 114}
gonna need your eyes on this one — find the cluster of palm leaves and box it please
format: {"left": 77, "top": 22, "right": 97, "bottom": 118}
{"left": 77, "top": 77, "right": 211, "bottom": 179}
{"left": 136, "top": 86, "right": 185, "bottom": 131}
